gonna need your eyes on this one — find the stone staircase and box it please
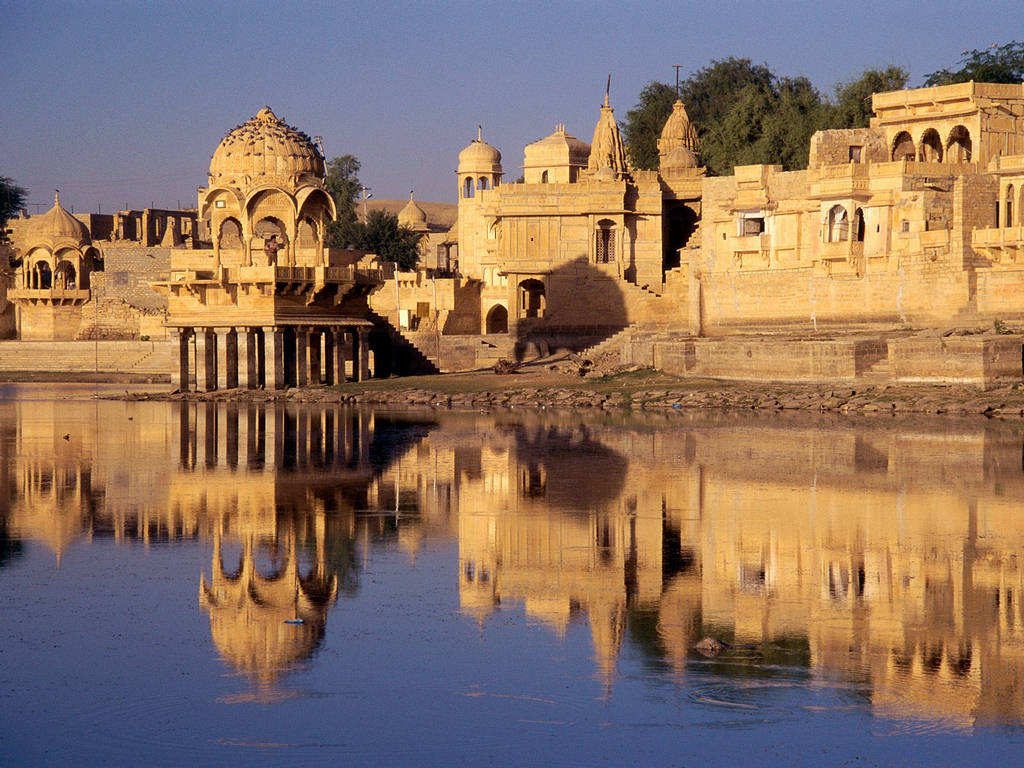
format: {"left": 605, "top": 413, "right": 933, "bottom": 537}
{"left": 366, "top": 310, "right": 441, "bottom": 376}
{"left": 581, "top": 277, "right": 690, "bottom": 364}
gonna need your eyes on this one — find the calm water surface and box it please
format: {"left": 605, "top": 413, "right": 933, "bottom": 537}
{"left": 2, "top": 387, "right": 1024, "bottom": 766}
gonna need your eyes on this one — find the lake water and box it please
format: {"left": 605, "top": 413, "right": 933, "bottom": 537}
{"left": 2, "top": 388, "right": 1024, "bottom": 766}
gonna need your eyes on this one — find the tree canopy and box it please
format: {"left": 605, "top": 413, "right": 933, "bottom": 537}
{"left": 324, "top": 154, "right": 362, "bottom": 224}
{"left": 925, "top": 42, "right": 1024, "bottom": 86}
{"left": 619, "top": 41, "right": 1023, "bottom": 176}
{"left": 828, "top": 66, "right": 910, "bottom": 128}
{"left": 327, "top": 209, "right": 422, "bottom": 271}
{"left": 0, "top": 176, "right": 27, "bottom": 242}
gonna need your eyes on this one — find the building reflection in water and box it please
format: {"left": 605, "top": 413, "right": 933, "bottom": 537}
{"left": 3, "top": 401, "right": 1024, "bottom": 724}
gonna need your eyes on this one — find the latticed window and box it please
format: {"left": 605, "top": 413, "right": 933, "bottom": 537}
{"left": 595, "top": 220, "right": 615, "bottom": 263}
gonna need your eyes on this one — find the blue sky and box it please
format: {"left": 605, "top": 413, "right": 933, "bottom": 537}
{"left": 2, "top": 0, "right": 1021, "bottom": 213}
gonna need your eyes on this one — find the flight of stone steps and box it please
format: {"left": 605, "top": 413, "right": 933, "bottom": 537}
{"left": 0, "top": 340, "right": 172, "bottom": 375}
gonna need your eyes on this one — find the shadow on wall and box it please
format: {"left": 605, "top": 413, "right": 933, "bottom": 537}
{"left": 513, "top": 256, "right": 630, "bottom": 361}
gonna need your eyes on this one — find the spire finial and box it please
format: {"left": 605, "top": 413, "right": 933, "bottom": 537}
{"left": 54, "top": 189, "right": 60, "bottom": 207}
{"left": 477, "top": 124, "right": 483, "bottom": 142}
{"left": 673, "top": 64, "right": 683, "bottom": 99}
{"left": 409, "top": 189, "right": 414, "bottom": 200}
{"left": 604, "top": 73, "right": 611, "bottom": 107}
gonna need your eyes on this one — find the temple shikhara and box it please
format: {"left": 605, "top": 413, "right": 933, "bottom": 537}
{"left": 3, "top": 80, "right": 1024, "bottom": 387}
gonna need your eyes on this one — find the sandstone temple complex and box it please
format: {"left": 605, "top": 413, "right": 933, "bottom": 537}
{"left": 3, "top": 80, "right": 1024, "bottom": 387}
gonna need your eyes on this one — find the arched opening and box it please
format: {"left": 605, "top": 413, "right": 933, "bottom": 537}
{"left": 853, "top": 208, "right": 865, "bottom": 242}
{"left": 947, "top": 125, "right": 972, "bottom": 163}
{"left": 518, "top": 279, "right": 545, "bottom": 319}
{"left": 826, "top": 205, "right": 849, "bottom": 242}
{"left": 541, "top": 170, "right": 549, "bottom": 184}
{"left": 663, "top": 204, "right": 699, "bottom": 270}
{"left": 33, "top": 261, "right": 52, "bottom": 290}
{"left": 891, "top": 131, "right": 915, "bottom": 162}
{"left": 918, "top": 128, "right": 943, "bottom": 162}
{"left": 485, "top": 304, "right": 508, "bottom": 334}
{"left": 297, "top": 216, "right": 318, "bottom": 248}
{"left": 463, "top": 177, "right": 475, "bottom": 199}
{"left": 478, "top": 176, "right": 489, "bottom": 191}
{"left": 218, "top": 217, "right": 243, "bottom": 248}
{"left": 54, "top": 260, "right": 77, "bottom": 289}
{"left": 1006, "top": 185, "right": 1015, "bottom": 228}
{"left": 255, "top": 217, "right": 287, "bottom": 265}
{"left": 595, "top": 219, "right": 616, "bottom": 264}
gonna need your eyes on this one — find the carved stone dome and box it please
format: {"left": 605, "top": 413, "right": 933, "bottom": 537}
{"left": 397, "top": 192, "right": 428, "bottom": 230}
{"left": 208, "top": 107, "right": 325, "bottom": 189}
{"left": 26, "top": 191, "right": 90, "bottom": 246}
{"left": 458, "top": 128, "right": 502, "bottom": 173}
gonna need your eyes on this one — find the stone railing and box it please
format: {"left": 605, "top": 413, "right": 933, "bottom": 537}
{"left": 7, "top": 287, "right": 91, "bottom": 302}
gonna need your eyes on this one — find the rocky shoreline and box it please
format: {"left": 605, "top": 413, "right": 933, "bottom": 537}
{"left": 109, "top": 376, "right": 1024, "bottom": 418}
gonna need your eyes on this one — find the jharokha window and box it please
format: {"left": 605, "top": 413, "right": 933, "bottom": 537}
{"left": 595, "top": 219, "right": 615, "bottom": 263}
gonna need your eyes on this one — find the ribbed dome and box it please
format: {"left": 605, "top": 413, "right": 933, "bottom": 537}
{"left": 26, "top": 191, "right": 90, "bottom": 245}
{"left": 458, "top": 127, "right": 502, "bottom": 172}
{"left": 658, "top": 99, "right": 699, "bottom": 158}
{"left": 587, "top": 93, "right": 628, "bottom": 177}
{"left": 397, "top": 192, "right": 428, "bottom": 229}
{"left": 208, "top": 107, "right": 324, "bottom": 189}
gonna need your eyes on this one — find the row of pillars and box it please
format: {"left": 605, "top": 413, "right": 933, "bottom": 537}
{"left": 171, "top": 325, "right": 372, "bottom": 391}
{"left": 178, "top": 402, "right": 372, "bottom": 472}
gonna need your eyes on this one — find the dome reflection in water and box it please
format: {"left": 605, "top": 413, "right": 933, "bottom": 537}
{"left": 2, "top": 397, "right": 1024, "bottom": 764}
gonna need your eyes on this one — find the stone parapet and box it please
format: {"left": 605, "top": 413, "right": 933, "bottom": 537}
{"left": 889, "top": 336, "right": 1024, "bottom": 389}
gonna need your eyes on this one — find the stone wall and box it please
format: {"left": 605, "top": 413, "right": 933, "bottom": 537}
{"left": 0, "top": 339, "right": 172, "bottom": 378}
{"left": 889, "top": 336, "right": 1024, "bottom": 388}
{"left": 650, "top": 337, "right": 887, "bottom": 382}
{"left": 808, "top": 128, "right": 888, "bottom": 168}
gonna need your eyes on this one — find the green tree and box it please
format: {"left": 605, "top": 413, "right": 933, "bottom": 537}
{"left": 925, "top": 42, "right": 1024, "bottom": 86}
{"left": 756, "top": 76, "right": 827, "bottom": 170}
{"left": 324, "top": 154, "right": 362, "bottom": 224}
{"left": 829, "top": 66, "right": 910, "bottom": 128}
{"left": 621, "top": 81, "right": 677, "bottom": 170}
{"left": 328, "top": 209, "right": 422, "bottom": 271}
{"left": 0, "top": 176, "right": 27, "bottom": 242}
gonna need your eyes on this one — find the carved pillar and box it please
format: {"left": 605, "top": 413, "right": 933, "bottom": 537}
{"left": 263, "top": 327, "right": 285, "bottom": 390}
{"left": 237, "top": 328, "right": 257, "bottom": 389}
{"left": 295, "top": 327, "right": 309, "bottom": 387}
{"left": 171, "top": 328, "right": 190, "bottom": 391}
{"left": 308, "top": 328, "right": 322, "bottom": 385}
{"left": 215, "top": 328, "right": 232, "bottom": 390}
{"left": 195, "top": 328, "right": 215, "bottom": 392}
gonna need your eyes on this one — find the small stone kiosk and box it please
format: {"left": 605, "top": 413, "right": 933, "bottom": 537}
{"left": 154, "top": 107, "right": 383, "bottom": 391}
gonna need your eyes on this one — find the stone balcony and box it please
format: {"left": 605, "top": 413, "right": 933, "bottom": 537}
{"left": 972, "top": 226, "right": 1024, "bottom": 265}
{"left": 7, "top": 287, "right": 91, "bottom": 305}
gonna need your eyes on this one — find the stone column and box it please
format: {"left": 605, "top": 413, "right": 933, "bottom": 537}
{"left": 323, "top": 330, "right": 335, "bottom": 385}
{"left": 237, "top": 329, "right": 257, "bottom": 389}
{"left": 296, "top": 327, "right": 309, "bottom": 387}
{"left": 309, "top": 328, "right": 322, "bottom": 386}
{"left": 171, "top": 328, "right": 189, "bottom": 391}
{"left": 356, "top": 328, "right": 370, "bottom": 381}
{"left": 263, "top": 327, "right": 285, "bottom": 390}
{"left": 195, "top": 328, "right": 215, "bottom": 392}
{"left": 215, "top": 328, "right": 232, "bottom": 390}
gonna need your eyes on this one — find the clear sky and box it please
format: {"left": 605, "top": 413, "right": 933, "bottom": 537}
{"left": 2, "top": 0, "right": 1022, "bottom": 214}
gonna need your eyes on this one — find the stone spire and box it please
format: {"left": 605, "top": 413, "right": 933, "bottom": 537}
{"left": 658, "top": 99, "right": 699, "bottom": 158}
{"left": 587, "top": 81, "right": 629, "bottom": 178}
